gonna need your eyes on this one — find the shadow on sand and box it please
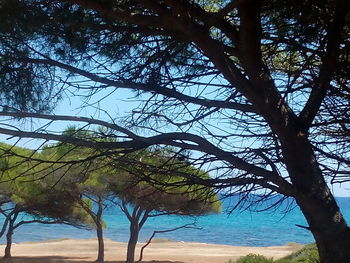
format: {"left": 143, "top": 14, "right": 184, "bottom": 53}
{"left": 0, "top": 256, "right": 185, "bottom": 263}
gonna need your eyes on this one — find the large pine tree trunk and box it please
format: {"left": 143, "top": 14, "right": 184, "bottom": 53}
{"left": 282, "top": 135, "right": 350, "bottom": 263}
{"left": 296, "top": 193, "right": 350, "bottom": 263}
{"left": 126, "top": 219, "right": 139, "bottom": 263}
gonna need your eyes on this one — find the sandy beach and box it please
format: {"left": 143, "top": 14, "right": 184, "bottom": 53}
{"left": 0, "top": 238, "right": 303, "bottom": 263}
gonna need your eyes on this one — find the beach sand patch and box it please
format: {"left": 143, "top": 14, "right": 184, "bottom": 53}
{"left": 0, "top": 239, "right": 302, "bottom": 263}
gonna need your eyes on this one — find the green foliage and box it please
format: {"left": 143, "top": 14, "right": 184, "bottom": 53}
{"left": 230, "top": 254, "right": 273, "bottom": 263}
{"left": 0, "top": 142, "right": 93, "bottom": 228}
{"left": 227, "top": 244, "right": 319, "bottom": 263}
{"left": 111, "top": 148, "right": 221, "bottom": 216}
{"left": 275, "top": 244, "right": 319, "bottom": 263}
{"left": 0, "top": 0, "right": 61, "bottom": 112}
{"left": 50, "top": 128, "right": 221, "bottom": 217}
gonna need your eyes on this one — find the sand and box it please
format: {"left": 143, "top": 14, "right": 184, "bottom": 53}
{"left": 0, "top": 238, "right": 303, "bottom": 263}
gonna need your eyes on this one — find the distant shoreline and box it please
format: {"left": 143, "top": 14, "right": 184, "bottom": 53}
{"left": 10, "top": 237, "right": 304, "bottom": 247}
{"left": 0, "top": 238, "right": 303, "bottom": 263}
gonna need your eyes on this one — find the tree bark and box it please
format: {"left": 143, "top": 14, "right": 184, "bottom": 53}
{"left": 3, "top": 208, "right": 19, "bottom": 259}
{"left": 282, "top": 135, "right": 350, "bottom": 263}
{"left": 0, "top": 213, "right": 11, "bottom": 239}
{"left": 4, "top": 222, "right": 14, "bottom": 258}
{"left": 96, "top": 222, "right": 104, "bottom": 263}
{"left": 126, "top": 218, "right": 139, "bottom": 263}
{"left": 95, "top": 198, "right": 104, "bottom": 263}
{"left": 296, "top": 194, "right": 350, "bottom": 263}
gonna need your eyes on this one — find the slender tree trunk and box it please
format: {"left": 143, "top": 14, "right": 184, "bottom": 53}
{"left": 126, "top": 218, "right": 139, "bottom": 263}
{"left": 80, "top": 196, "right": 106, "bottom": 263}
{"left": 95, "top": 197, "right": 104, "bottom": 263}
{"left": 282, "top": 135, "right": 350, "bottom": 263}
{"left": 3, "top": 208, "right": 19, "bottom": 259}
{"left": 4, "top": 223, "right": 14, "bottom": 258}
{"left": 96, "top": 222, "right": 104, "bottom": 263}
{"left": 121, "top": 202, "right": 149, "bottom": 263}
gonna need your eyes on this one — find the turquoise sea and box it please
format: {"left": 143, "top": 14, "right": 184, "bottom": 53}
{"left": 1, "top": 196, "right": 349, "bottom": 247}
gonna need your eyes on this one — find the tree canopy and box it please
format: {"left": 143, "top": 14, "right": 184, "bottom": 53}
{"left": 0, "top": 142, "right": 92, "bottom": 258}
{"left": 111, "top": 148, "right": 220, "bottom": 263}
{"left": 0, "top": 1, "right": 349, "bottom": 262}
{"left": 44, "top": 129, "right": 220, "bottom": 263}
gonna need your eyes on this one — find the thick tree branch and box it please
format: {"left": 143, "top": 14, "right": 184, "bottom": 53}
{"left": 0, "top": 111, "right": 293, "bottom": 194}
{"left": 237, "top": 0, "right": 263, "bottom": 74}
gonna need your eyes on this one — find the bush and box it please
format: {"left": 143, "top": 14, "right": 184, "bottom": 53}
{"left": 226, "top": 243, "right": 319, "bottom": 263}
{"left": 230, "top": 254, "right": 274, "bottom": 263}
{"left": 275, "top": 243, "right": 319, "bottom": 263}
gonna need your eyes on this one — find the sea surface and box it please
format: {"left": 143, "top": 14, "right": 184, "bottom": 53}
{"left": 1, "top": 196, "right": 349, "bottom": 247}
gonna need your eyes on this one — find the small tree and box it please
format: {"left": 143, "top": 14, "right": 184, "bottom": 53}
{"left": 45, "top": 127, "right": 118, "bottom": 263}
{"left": 0, "top": 186, "right": 92, "bottom": 258}
{"left": 73, "top": 170, "right": 116, "bottom": 263}
{"left": 0, "top": 143, "right": 92, "bottom": 258}
{"left": 111, "top": 150, "right": 221, "bottom": 263}
{"left": 49, "top": 133, "right": 220, "bottom": 263}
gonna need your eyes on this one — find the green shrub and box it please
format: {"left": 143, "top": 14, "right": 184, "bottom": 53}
{"left": 226, "top": 243, "right": 319, "bottom": 263}
{"left": 231, "top": 254, "right": 274, "bottom": 263}
{"left": 275, "top": 243, "right": 319, "bottom": 263}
